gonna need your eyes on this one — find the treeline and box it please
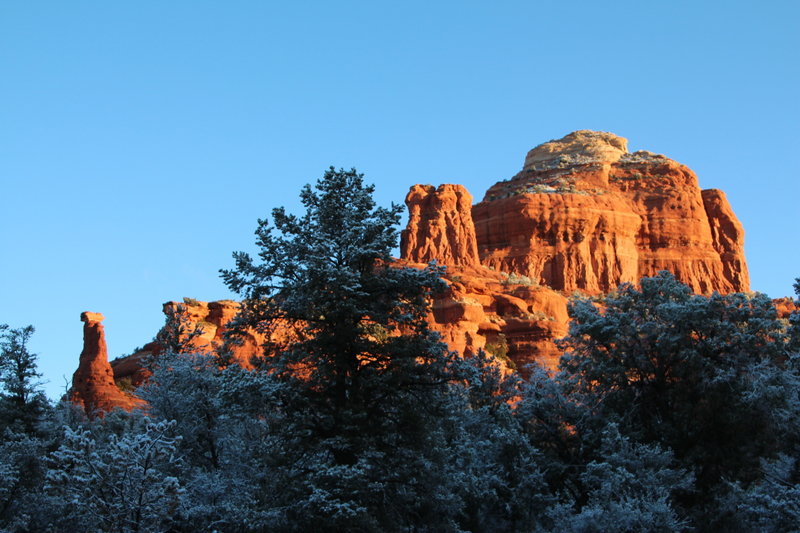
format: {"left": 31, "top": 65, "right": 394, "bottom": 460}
{"left": 2, "top": 169, "right": 799, "bottom": 532}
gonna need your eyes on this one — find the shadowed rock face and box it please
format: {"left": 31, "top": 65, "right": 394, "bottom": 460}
{"left": 69, "top": 312, "right": 141, "bottom": 415}
{"left": 407, "top": 130, "right": 749, "bottom": 295}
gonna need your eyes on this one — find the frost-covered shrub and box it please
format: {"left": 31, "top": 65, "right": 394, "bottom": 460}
{"left": 502, "top": 272, "right": 538, "bottom": 286}
{"left": 45, "top": 417, "right": 183, "bottom": 533}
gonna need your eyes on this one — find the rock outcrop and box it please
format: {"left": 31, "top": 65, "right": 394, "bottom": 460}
{"left": 701, "top": 189, "right": 749, "bottom": 292}
{"left": 419, "top": 264, "right": 569, "bottom": 372}
{"left": 398, "top": 130, "right": 751, "bottom": 369}
{"left": 72, "top": 130, "right": 756, "bottom": 412}
{"left": 401, "top": 184, "right": 480, "bottom": 267}
{"left": 69, "top": 312, "right": 141, "bottom": 415}
{"left": 109, "top": 299, "right": 264, "bottom": 387}
{"left": 773, "top": 297, "right": 799, "bottom": 320}
{"left": 465, "top": 130, "right": 749, "bottom": 294}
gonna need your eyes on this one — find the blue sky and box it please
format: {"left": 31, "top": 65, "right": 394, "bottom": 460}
{"left": 2, "top": 1, "right": 798, "bottom": 399}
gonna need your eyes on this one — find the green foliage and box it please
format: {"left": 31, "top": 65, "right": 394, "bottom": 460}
{"left": 484, "top": 333, "right": 517, "bottom": 371}
{"left": 116, "top": 376, "right": 135, "bottom": 393}
{"left": 0, "top": 324, "right": 48, "bottom": 435}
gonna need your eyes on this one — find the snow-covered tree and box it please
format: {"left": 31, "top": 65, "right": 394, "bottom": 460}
{"left": 719, "top": 453, "right": 800, "bottom": 532}
{"left": 221, "top": 168, "right": 470, "bottom": 529}
{"left": 0, "top": 428, "right": 49, "bottom": 531}
{"left": 546, "top": 424, "right": 691, "bottom": 532}
{"left": 558, "top": 271, "right": 794, "bottom": 518}
{"left": 45, "top": 416, "right": 183, "bottom": 533}
{"left": 450, "top": 350, "right": 554, "bottom": 532}
{"left": 514, "top": 362, "right": 693, "bottom": 531}
{"left": 140, "top": 353, "right": 284, "bottom": 530}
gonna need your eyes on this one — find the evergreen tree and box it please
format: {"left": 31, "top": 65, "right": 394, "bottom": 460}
{"left": 558, "top": 272, "right": 794, "bottom": 517}
{"left": 0, "top": 325, "right": 52, "bottom": 530}
{"left": 140, "top": 353, "right": 284, "bottom": 530}
{"left": 221, "top": 167, "right": 466, "bottom": 530}
{"left": 0, "top": 324, "right": 49, "bottom": 435}
{"left": 45, "top": 415, "right": 183, "bottom": 533}
{"left": 451, "top": 351, "right": 553, "bottom": 532}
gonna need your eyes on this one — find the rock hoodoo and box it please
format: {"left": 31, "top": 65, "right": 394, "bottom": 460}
{"left": 401, "top": 184, "right": 480, "bottom": 267}
{"left": 69, "top": 312, "right": 141, "bottom": 415}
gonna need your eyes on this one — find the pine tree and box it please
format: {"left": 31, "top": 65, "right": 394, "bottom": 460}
{"left": 0, "top": 324, "right": 48, "bottom": 435}
{"left": 221, "top": 167, "right": 467, "bottom": 530}
{"left": 140, "top": 353, "right": 284, "bottom": 530}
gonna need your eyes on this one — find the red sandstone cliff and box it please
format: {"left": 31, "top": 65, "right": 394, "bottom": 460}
{"left": 468, "top": 130, "right": 750, "bottom": 295}
{"left": 109, "top": 299, "right": 264, "bottom": 387}
{"left": 71, "top": 130, "right": 757, "bottom": 412}
{"left": 420, "top": 264, "right": 569, "bottom": 372}
{"left": 397, "top": 130, "right": 752, "bottom": 371}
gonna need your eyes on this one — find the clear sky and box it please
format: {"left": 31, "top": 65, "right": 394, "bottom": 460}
{"left": 2, "top": 1, "right": 798, "bottom": 399}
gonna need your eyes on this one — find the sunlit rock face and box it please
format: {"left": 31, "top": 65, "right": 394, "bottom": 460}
{"left": 72, "top": 130, "right": 755, "bottom": 413}
{"left": 470, "top": 130, "right": 749, "bottom": 294}
{"left": 418, "top": 263, "right": 570, "bottom": 373}
{"left": 400, "top": 130, "right": 751, "bottom": 370}
{"left": 69, "top": 312, "right": 142, "bottom": 415}
{"left": 401, "top": 184, "right": 480, "bottom": 267}
{"left": 107, "top": 299, "right": 266, "bottom": 388}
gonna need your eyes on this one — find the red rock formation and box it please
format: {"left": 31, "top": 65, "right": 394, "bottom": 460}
{"left": 157, "top": 299, "right": 261, "bottom": 365}
{"left": 110, "top": 299, "right": 264, "bottom": 386}
{"left": 773, "top": 297, "right": 799, "bottom": 320}
{"left": 399, "top": 262, "right": 569, "bottom": 372}
{"left": 69, "top": 312, "right": 141, "bottom": 415}
{"left": 470, "top": 130, "right": 750, "bottom": 294}
{"left": 400, "top": 184, "right": 480, "bottom": 267}
{"left": 73, "top": 130, "right": 758, "bottom": 414}
{"left": 702, "top": 189, "right": 749, "bottom": 293}
{"left": 397, "top": 130, "right": 752, "bottom": 371}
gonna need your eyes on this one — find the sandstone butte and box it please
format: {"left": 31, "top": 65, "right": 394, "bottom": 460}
{"left": 70, "top": 130, "right": 770, "bottom": 414}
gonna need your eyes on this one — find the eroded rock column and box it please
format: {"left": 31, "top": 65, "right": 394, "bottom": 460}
{"left": 69, "top": 311, "right": 138, "bottom": 415}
